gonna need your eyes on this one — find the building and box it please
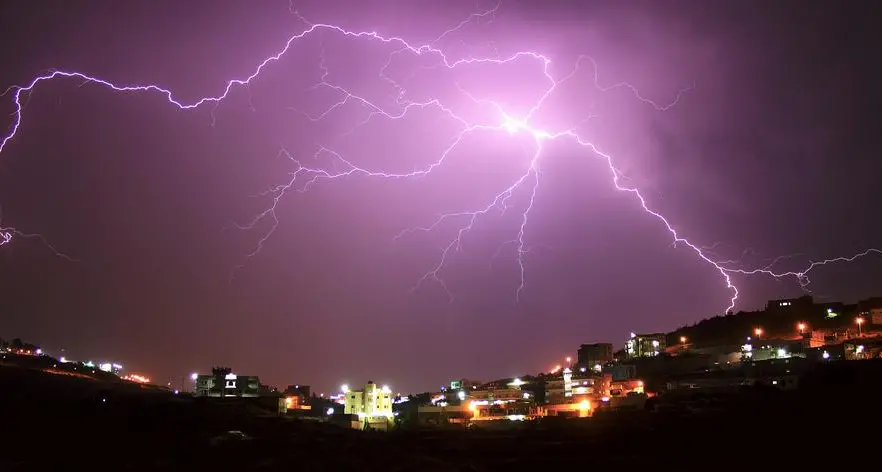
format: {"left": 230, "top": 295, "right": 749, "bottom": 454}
{"left": 625, "top": 333, "right": 666, "bottom": 358}
{"left": 610, "top": 363, "right": 637, "bottom": 381}
{"left": 822, "top": 329, "right": 852, "bottom": 345}
{"left": 766, "top": 295, "right": 814, "bottom": 312}
{"left": 609, "top": 379, "right": 644, "bottom": 396}
{"left": 870, "top": 308, "right": 882, "bottom": 326}
{"left": 418, "top": 401, "right": 545, "bottom": 425}
{"left": 545, "top": 368, "right": 611, "bottom": 404}
{"left": 802, "top": 330, "right": 828, "bottom": 348}
{"left": 844, "top": 338, "right": 882, "bottom": 360}
{"left": 463, "top": 379, "right": 540, "bottom": 422}
{"left": 806, "top": 344, "right": 846, "bottom": 362}
{"left": 283, "top": 395, "right": 312, "bottom": 412}
{"left": 284, "top": 384, "right": 311, "bottom": 398}
{"left": 543, "top": 400, "right": 594, "bottom": 418}
{"left": 195, "top": 367, "right": 260, "bottom": 398}
{"left": 856, "top": 297, "right": 882, "bottom": 326}
{"left": 417, "top": 404, "right": 474, "bottom": 426}
{"left": 469, "top": 401, "right": 541, "bottom": 422}
{"left": 280, "top": 385, "right": 311, "bottom": 411}
{"left": 740, "top": 339, "right": 806, "bottom": 362}
{"left": 449, "top": 378, "right": 482, "bottom": 391}
{"left": 469, "top": 387, "right": 526, "bottom": 403}
{"left": 343, "top": 381, "right": 394, "bottom": 425}
{"left": 577, "top": 343, "right": 613, "bottom": 369}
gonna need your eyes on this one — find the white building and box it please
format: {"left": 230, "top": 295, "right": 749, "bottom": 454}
{"left": 625, "top": 332, "right": 665, "bottom": 358}
{"left": 343, "top": 381, "right": 394, "bottom": 421}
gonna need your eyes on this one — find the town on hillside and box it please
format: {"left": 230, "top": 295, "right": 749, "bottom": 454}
{"left": 4, "top": 294, "right": 881, "bottom": 431}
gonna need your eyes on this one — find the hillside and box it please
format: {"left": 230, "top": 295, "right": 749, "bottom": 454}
{"left": 666, "top": 296, "right": 874, "bottom": 347}
{"left": 3, "top": 358, "right": 882, "bottom": 469}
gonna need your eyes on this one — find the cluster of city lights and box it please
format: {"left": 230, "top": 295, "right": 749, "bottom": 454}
{"left": 5, "top": 348, "right": 41, "bottom": 356}
{"left": 548, "top": 355, "right": 574, "bottom": 374}
{"left": 122, "top": 374, "right": 151, "bottom": 384}
{"left": 749, "top": 314, "right": 867, "bottom": 340}
{"left": 7, "top": 349, "right": 157, "bottom": 384}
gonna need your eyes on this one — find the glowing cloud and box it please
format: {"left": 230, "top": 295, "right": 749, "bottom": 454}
{"left": 0, "top": 2, "right": 879, "bottom": 313}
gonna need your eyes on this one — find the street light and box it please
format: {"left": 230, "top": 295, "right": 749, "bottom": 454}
{"left": 797, "top": 322, "right": 806, "bottom": 334}
{"left": 679, "top": 336, "right": 687, "bottom": 344}
{"left": 856, "top": 317, "right": 864, "bottom": 337}
{"left": 565, "top": 356, "right": 572, "bottom": 365}
{"left": 754, "top": 328, "right": 763, "bottom": 338}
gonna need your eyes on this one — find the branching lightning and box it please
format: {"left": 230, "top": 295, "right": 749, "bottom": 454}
{"left": 0, "top": 215, "right": 75, "bottom": 261}
{"left": 1, "top": 2, "right": 879, "bottom": 312}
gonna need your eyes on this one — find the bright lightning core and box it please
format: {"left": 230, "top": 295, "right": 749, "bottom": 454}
{"left": 501, "top": 115, "right": 525, "bottom": 135}
{"left": 1, "top": 2, "right": 880, "bottom": 314}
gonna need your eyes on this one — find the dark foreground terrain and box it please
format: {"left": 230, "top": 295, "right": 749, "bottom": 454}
{"left": 2, "top": 360, "right": 881, "bottom": 471}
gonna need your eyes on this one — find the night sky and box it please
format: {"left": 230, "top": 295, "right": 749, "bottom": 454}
{"left": 1, "top": 0, "right": 880, "bottom": 393}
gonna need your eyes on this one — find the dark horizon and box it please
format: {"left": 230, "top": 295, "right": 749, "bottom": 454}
{"left": 1, "top": 0, "right": 880, "bottom": 393}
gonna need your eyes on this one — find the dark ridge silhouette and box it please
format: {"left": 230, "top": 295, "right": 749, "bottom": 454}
{"left": 2, "top": 359, "right": 881, "bottom": 469}
{"left": 665, "top": 295, "right": 880, "bottom": 347}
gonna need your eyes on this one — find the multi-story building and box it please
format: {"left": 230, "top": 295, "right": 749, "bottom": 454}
{"left": 577, "top": 343, "right": 613, "bottom": 370}
{"left": 464, "top": 379, "right": 540, "bottom": 421}
{"left": 343, "top": 381, "right": 393, "bottom": 420}
{"left": 545, "top": 368, "right": 610, "bottom": 404}
{"left": 195, "top": 367, "right": 260, "bottom": 398}
{"left": 625, "top": 333, "right": 666, "bottom": 358}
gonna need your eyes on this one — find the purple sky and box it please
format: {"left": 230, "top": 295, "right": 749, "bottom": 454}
{"left": 1, "top": 0, "right": 880, "bottom": 393}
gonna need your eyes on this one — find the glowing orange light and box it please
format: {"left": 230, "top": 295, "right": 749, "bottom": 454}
{"left": 468, "top": 401, "right": 478, "bottom": 418}
{"left": 797, "top": 322, "right": 806, "bottom": 332}
{"left": 754, "top": 328, "right": 763, "bottom": 337}
{"left": 856, "top": 317, "right": 865, "bottom": 325}
{"left": 122, "top": 374, "right": 151, "bottom": 384}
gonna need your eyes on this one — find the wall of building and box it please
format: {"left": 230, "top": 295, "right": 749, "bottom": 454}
{"left": 871, "top": 308, "right": 882, "bottom": 326}
{"left": 195, "top": 372, "right": 260, "bottom": 398}
{"left": 577, "top": 343, "right": 613, "bottom": 367}
{"left": 625, "top": 334, "right": 666, "bottom": 358}
{"left": 344, "top": 382, "right": 393, "bottom": 420}
{"left": 469, "top": 388, "right": 524, "bottom": 403}
{"left": 610, "top": 364, "right": 637, "bottom": 381}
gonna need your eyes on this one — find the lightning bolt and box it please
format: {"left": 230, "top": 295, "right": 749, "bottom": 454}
{"left": 0, "top": 218, "right": 76, "bottom": 261}
{"left": 726, "top": 248, "right": 882, "bottom": 291}
{"left": 1, "top": 2, "right": 879, "bottom": 314}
